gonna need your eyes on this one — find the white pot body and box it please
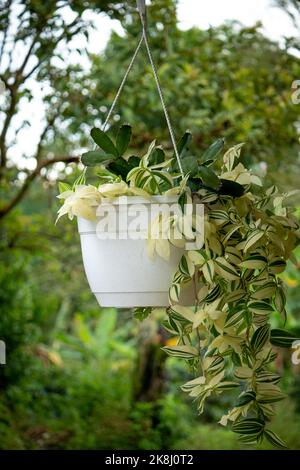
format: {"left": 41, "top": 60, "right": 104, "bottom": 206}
{"left": 78, "top": 195, "right": 193, "bottom": 308}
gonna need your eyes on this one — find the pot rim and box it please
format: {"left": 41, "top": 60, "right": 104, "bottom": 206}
{"left": 96, "top": 194, "right": 179, "bottom": 206}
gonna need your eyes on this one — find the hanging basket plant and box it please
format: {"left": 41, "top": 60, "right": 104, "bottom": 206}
{"left": 56, "top": 0, "right": 300, "bottom": 449}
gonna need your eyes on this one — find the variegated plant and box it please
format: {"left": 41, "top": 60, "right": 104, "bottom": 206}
{"left": 58, "top": 124, "right": 300, "bottom": 448}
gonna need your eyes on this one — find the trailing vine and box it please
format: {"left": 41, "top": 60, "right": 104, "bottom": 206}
{"left": 57, "top": 124, "right": 300, "bottom": 448}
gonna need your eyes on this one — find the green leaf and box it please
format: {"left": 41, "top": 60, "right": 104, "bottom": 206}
{"left": 81, "top": 150, "right": 116, "bottom": 166}
{"left": 177, "top": 131, "right": 192, "bottom": 157}
{"left": 223, "top": 143, "right": 244, "bottom": 171}
{"left": 178, "top": 191, "right": 188, "bottom": 212}
{"left": 181, "top": 155, "right": 198, "bottom": 176}
{"left": 96, "top": 167, "right": 118, "bottom": 182}
{"left": 108, "top": 158, "right": 132, "bottom": 179}
{"left": 236, "top": 391, "right": 256, "bottom": 407}
{"left": 133, "top": 307, "right": 152, "bottom": 321}
{"left": 238, "top": 434, "right": 260, "bottom": 445}
{"left": 197, "top": 166, "right": 220, "bottom": 189}
{"left": 149, "top": 146, "right": 165, "bottom": 166}
{"left": 218, "top": 179, "right": 245, "bottom": 197}
{"left": 116, "top": 124, "right": 132, "bottom": 156}
{"left": 251, "top": 324, "right": 270, "bottom": 352}
{"left": 201, "top": 138, "right": 225, "bottom": 163}
{"left": 72, "top": 171, "right": 86, "bottom": 188}
{"left": 90, "top": 128, "right": 118, "bottom": 157}
{"left": 58, "top": 182, "right": 71, "bottom": 193}
{"left": 127, "top": 156, "right": 140, "bottom": 167}
{"left": 264, "top": 429, "right": 288, "bottom": 449}
{"left": 270, "top": 329, "right": 299, "bottom": 348}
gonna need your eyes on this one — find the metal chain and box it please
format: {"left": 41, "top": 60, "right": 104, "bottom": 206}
{"left": 87, "top": 0, "right": 184, "bottom": 178}
{"left": 141, "top": 26, "right": 184, "bottom": 176}
{"left": 101, "top": 34, "right": 144, "bottom": 132}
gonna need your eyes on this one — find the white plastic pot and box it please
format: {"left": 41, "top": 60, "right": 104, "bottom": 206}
{"left": 78, "top": 195, "right": 192, "bottom": 308}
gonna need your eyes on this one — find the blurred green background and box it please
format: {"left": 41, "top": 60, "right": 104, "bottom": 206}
{"left": 0, "top": 0, "right": 300, "bottom": 450}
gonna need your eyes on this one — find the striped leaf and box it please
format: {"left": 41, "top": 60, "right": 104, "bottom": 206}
{"left": 238, "top": 434, "right": 260, "bottom": 445}
{"left": 205, "top": 284, "right": 222, "bottom": 303}
{"left": 169, "top": 305, "right": 195, "bottom": 323}
{"left": 234, "top": 366, "right": 253, "bottom": 380}
{"left": 188, "top": 250, "right": 206, "bottom": 266}
{"left": 232, "top": 418, "right": 265, "bottom": 436}
{"left": 223, "top": 143, "right": 244, "bottom": 171}
{"left": 198, "top": 190, "right": 218, "bottom": 203}
{"left": 225, "top": 246, "right": 243, "bottom": 265}
{"left": 206, "top": 356, "right": 225, "bottom": 374}
{"left": 207, "top": 236, "right": 223, "bottom": 256}
{"left": 179, "top": 255, "right": 195, "bottom": 278}
{"left": 256, "top": 371, "right": 281, "bottom": 384}
{"left": 270, "top": 329, "right": 299, "bottom": 348}
{"left": 251, "top": 283, "right": 276, "bottom": 300}
{"left": 225, "top": 289, "right": 246, "bottom": 303}
{"left": 215, "top": 381, "right": 240, "bottom": 391}
{"left": 181, "top": 376, "right": 206, "bottom": 392}
{"left": 251, "top": 324, "right": 270, "bottom": 352}
{"left": 244, "top": 229, "right": 264, "bottom": 252}
{"left": 162, "top": 345, "right": 199, "bottom": 359}
{"left": 169, "top": 283, "right": 180, "bottom": 303}
{"left": 274, "top": 287, "right": 286, "bottom": 314}
{"left": 257, "top": 383, "right": 286, "bottom": 404}
{"left": 268, "top": 259, "right": 286, "bottom": 274}
{"left": 239, "top": 254, "right": 267, "bottom": 270}
{"left": 264, "top": 430, "right": 288, "bottom": 449}
{"left": 236, "top": 390, "right": 256, "bottom": 407}
{"left": 215, "top": 257, "right": 240, "bottom": 281}
{"left": 202, "top": 259, "right": 215, "bottom": 284}
{"left": 225, "top": 311, "right": 245, "bottom": 328}
{"left": 222, "top": 224, "right": 242, "bottom": 245}
{"left": 253, "top": 314, "right": 269, "bottom": 327}
{"left": 209, "top": 210, "right": 230, "bottom": 224}
{"left": 248, "top": 300, "right": 274, "bottom": 316}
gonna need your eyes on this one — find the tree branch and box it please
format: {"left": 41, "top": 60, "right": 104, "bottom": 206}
{"left": 0, "top": 155, "right": 79, "bottom": 220}
{"left": 0, "top": 0, "right": 12, "bottom": 68}
{"left": 23, "top": 15, "right": 81, "bottom": 82}
{"left": 36, "top": 112, "right": 60, "bottom": 160}
{"left": 0, "top": 82, "right": 17, "bottom": 171}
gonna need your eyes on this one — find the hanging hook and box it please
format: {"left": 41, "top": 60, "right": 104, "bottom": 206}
{"left": 136, "top": 0, "right": 147, "bottom": 29}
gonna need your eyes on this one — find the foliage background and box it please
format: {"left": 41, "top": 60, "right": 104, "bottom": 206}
{"left": 0, "top": 0, "right": 299, "bottom": 450}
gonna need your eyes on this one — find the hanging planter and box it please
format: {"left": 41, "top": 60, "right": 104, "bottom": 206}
{"left": 56, "top": 0, "right": 300, "bottom": 449}
{"left": 77, "top": 195, "right": 193, "bottom": 307}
